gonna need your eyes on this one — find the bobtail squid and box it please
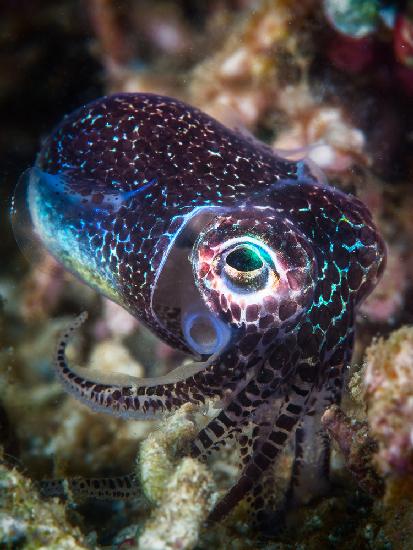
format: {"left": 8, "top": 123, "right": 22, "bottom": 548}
{"left": 12, "top": 93, "right": 386, "bottom": 528}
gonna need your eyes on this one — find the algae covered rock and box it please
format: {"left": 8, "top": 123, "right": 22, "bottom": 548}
{"left": 137, "top": 403, "right": 218, "bottom": 550}
{"left": 0, "top": 457, "right": 90, "bottom": 549}
{"left": 138, "top": 457, "right": 216, "bottom": 550}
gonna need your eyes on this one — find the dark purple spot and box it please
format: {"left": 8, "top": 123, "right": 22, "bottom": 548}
{"left": 269, "top": 431, "right": 288, "bottom": 445}
{"left": 230, "top": 302, "right": 242, "bottom": 322}
{"left": 348, "top": 262, "right": 364, "bottom": 290}
{"left": 246, "top": 304, "right": 259, "bottom": 323}
{"left": 275, "top": 414, "right": 296, "bottom": 431}
{"left": 268, "top": 344, "right": 290, "bottom": 369}
{"left": 297, "top": 322, "right": 313, "bottom": 347}
{"left": 259, "top": 314, "right": 274, "bottom": 329}
{"left": 360, "top": 226, "right": 376, "bottom": 245}
{"left": 263, "top": 295, "right": 277, "bottom": 313}
{"left": 239, "top": 333, "right": 261, "bottom": 355}
{"left": 278, "top": 300, "right": 297, "bottom": 321}
{"left": 357, "top": 247, "right": 376, "bottom": 268}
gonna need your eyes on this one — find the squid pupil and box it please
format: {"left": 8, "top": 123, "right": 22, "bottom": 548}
{"left": 226, "top": 247, "right": 263, "bottom": 272}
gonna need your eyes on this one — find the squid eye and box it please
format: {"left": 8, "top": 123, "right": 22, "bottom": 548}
{"left": 222, "top": 243, "right": 275, "bottom": 293}
{"left": 225, "top": 247, "right": 263, "bottom": 272}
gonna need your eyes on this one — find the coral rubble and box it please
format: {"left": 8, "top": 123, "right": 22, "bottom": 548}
{"left": 0, "top": 456, "right": 89, "bottom": 549}
{"left": 364, "top": 326, "right": 413, "bottom": 480}
{"left": 137, "top": 404, "right": 217, "bottom": 549}
{"left": 322, "top": 404, "right": 384, "bottom": 498}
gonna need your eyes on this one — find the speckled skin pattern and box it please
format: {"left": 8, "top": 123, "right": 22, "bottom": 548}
{"left": 18, "top": 93, "right": 386, "bottom": 527}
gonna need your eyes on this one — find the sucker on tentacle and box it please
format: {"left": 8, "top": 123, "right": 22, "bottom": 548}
{"left": 13, "top": 92, "right": 386, "bottom": 529}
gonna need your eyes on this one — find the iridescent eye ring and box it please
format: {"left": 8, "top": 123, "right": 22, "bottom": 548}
{"left": 220, "top": 240, "right": 278, "bottom": 294}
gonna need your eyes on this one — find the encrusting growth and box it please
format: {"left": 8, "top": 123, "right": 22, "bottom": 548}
{"left": 137, "top": 403, "right": 218, "bottom": 550}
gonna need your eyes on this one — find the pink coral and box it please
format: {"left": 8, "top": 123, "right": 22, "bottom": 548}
{"left": 364, "top": 326, "right": 413, "bottom": 476}
{"left": 322, "top": 405, "right": 383, "bottom": 497}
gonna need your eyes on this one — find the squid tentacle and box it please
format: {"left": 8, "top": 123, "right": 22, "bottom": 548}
{"left": 207, "top": 379, "right": 313, "bottom": 523}
{"left": 286, "top": 348, "right": 350, "bottom": 507}
{"left": 191, "top": 369, "right": 287, "bottom": 461}
{"left": 288, "top": 419, "right": 331, "bottom": 507}
{"left": 39, "top": 472, "right": 141, "bottom": 501}
{"left": 54, "top": 313, "right": 223, "bottom": 419}
{"left": 191, "top": 359, "right": 272, "bottom": 459}
{"left": 191, "top": 410, "right": 242, "bottom": 460}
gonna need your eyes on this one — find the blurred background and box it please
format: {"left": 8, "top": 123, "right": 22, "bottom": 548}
{"left": 1, "top": 1, "right": 413, "bottom": 548}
